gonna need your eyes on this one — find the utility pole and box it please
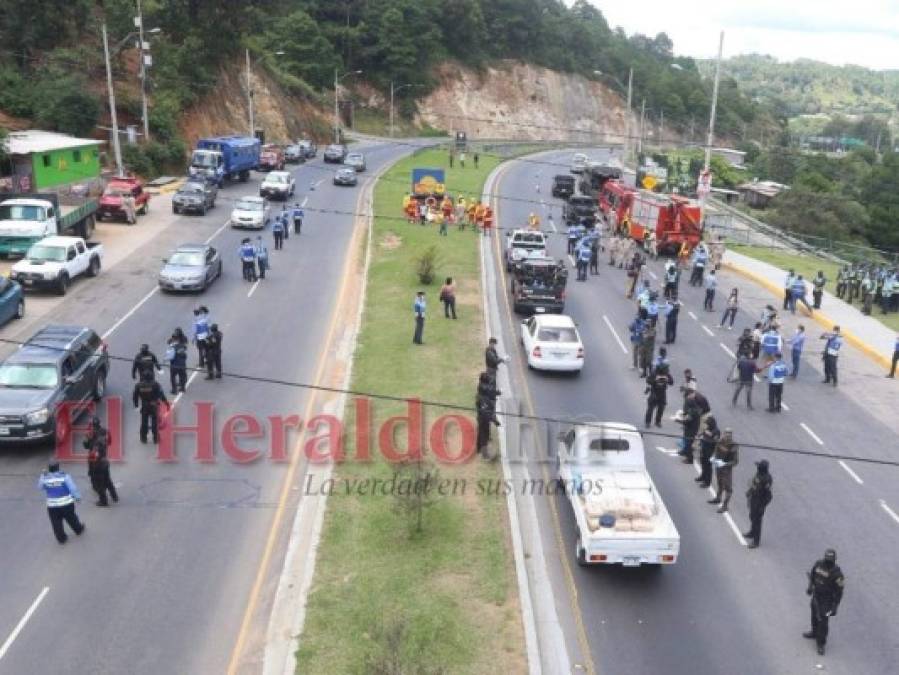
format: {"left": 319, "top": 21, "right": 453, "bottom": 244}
{"left": 101, "top": 22, "right": 125, "bottom": 177}
{"left": 638, "top": 99, "right": 646, "bottom": 155}
{"left": 625, "top": 68, "right": 633, "bottom": 163}
{"left": 246, "top": 49, "right": 255, "bottom": 139}
{"left": 660, "top": 109, "right": 665, "bottom": 145}
{"left": 136, "top": 0, "right": 150, "bottom": 142}
{"left": 334, "top": 68, "right": 340, "bottom": 144}
{"left": 704, "top": 31, "right": 725, "bottom": 172}
{"left": 389, "top": 80, "right": 395, "bottom": 139}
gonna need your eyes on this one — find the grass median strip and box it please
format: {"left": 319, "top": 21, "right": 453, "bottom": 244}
{"left": 295, "top": 148, "right": 526, "bottom": 673}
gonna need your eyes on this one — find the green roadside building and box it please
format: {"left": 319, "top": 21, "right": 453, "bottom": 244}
{"left": 0, "top": 130, "right": 103, "bottom": 193}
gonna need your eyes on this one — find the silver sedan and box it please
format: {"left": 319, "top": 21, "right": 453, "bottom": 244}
{"left": 158, "top": 244, "right": 223, "bottom": 292}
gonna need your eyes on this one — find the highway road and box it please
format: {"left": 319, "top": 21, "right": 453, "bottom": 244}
{"left": 0, "top": 139, "right": 418, "bottom": 673}
{"left": 488, "top": 150, "right": 899, "bottom": 675}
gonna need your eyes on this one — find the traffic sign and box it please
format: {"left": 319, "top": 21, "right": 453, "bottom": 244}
{"left": 642, "top": 175, "right": 657, "bottom": 190}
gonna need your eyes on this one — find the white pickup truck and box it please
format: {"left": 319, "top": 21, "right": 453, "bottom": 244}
{"left": 504, "top": 229, "right": 547, "bottom": 271}
{"left": 557, "top": 422, "right": 680, "bottom": 567}
{"left": 9, "top": 236, "right": 103, "bottom": 295}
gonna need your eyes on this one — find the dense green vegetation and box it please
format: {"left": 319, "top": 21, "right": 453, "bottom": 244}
{"left": 0, "top": 1, "right": 772, "bottom": 157}
{"left": 746, "top": 145, "right": 899, "bottom": 252}
{"left": 703, "top": 54, "right": 899, "bottom": 117}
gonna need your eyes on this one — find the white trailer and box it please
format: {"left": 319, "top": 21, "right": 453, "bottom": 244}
{"left": 556, "top": 422, "right": 680, "bottom": 567}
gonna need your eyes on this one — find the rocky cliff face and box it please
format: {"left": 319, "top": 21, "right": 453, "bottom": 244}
{"left": 416, "top": 61, "right": 639, "bottom": 143}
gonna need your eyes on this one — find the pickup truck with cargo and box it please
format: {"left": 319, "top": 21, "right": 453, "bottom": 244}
{"left": 0, "top": 324, "right": 109, "bottom": 446}
{"left": 189, "top": 136, "right": 261, "bottom": 187}
{"left": 562, "top": 195, "right": 598, "bottom": 227}
{"left": 0, "top": 193, "right": 97, "bottom": 257}
{"left": 258, "top": 144, "right": 285, "bottom": 171}
{"left": 504, "top": 229, "right": 547, "bottom": 271}
{"left": 9, "top": 236, "right": 103, "bottom": 295}
{"left": 557, "top": 423, "right": 680, "bottom": 567}
{"left": 97, "top": 177, "right": 150, "bottom": 222}
{"left": 510, "top": 257, "right": 567, "bottom": 315}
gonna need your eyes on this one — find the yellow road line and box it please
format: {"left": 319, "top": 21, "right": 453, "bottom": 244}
{"left": 226, "top": 173, "right": 375, "bottom": 675}
{"left": 489, "top": 163, "right": 597, "bottom": 675}
{"left": 724, "top": 260, "right": 893, "bottom": 371}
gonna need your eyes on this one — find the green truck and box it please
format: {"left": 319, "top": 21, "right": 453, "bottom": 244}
{"left": 0, "top": 193, "right": 98, "bottom": 257}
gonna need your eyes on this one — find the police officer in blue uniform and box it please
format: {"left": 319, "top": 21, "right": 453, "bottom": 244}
{"left": 193, "top": 306, "right": 211, "bottom": 368}
{"left": 38, "top": 462, "right": 85, "bottom": 543}
{"left": 272, "top": 214, "right": 285, "bottom": 250}
{"left": 240, "top": 238, "right": 257, "bottom": 280}
{"left": 820, "top": 326, "right": 842, "bottom": 386}
{"left": 766, "top": 353, "right": 789, "bottom": 412}
{"left": 280, "top": 205, "right": 289, "bottom": 240}
{"left": 291, "top": 202, "right": 304, "bottom": 234}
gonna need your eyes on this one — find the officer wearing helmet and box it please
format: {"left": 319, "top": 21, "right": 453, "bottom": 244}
{"left": 804, "top": 549, "right": 845, "bottom": 655}
{"left": 742, "top": 460, "right": 773, "bottom": 548}
{"left": 131, "top": 343, "right": 162, "bottom": 381}
{"left": 133, "top": 371, "right": 168, "bottom": 444}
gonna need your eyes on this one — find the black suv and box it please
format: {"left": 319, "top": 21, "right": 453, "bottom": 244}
{"left": 0, "top": 325, "right": 109, "bottom": 445}
{"left": 562, "top": 195, "right": 598, "bottom": 227}
{"left": 551, "top": 175, "right": 576, "bottom": 199}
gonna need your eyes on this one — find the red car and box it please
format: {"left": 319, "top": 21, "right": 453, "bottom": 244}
{"left": 98, "top": 177, "right": 150, "bottom": 222}
{"left": 258, "top": 145, "right": 285, "bottom": 171}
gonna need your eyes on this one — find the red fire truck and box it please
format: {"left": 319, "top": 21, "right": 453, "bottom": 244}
{"left": 599, "top": 180, "right": 636, "bottom": 233}
{"left": 627, "top": 191, "right": 702, "bottom": 254}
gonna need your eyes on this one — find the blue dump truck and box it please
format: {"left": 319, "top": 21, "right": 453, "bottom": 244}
{"left": 188, "top": 136, "right": 261, "bottom": 187}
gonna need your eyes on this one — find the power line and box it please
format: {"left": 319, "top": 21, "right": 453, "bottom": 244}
{"left": 0, "top": 337, "right": 894, "bottom": 468}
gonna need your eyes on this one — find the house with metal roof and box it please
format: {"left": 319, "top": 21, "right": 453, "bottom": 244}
{"left": 1, "top": 130, "right": 103, "bottom": 193}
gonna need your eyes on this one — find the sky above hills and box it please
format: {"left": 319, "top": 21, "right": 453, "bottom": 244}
{"left": 594, "top": 1, "right": 899, "bottom": 70}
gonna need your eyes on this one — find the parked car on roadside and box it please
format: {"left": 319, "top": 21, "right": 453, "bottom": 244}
{"left": 344, "top": 152, "right": 366, "bottom": 172}
{"left": 98, "top": 177, "right": 150, "bottom": 221}
{"left": 0, "top": 324, "right": 109, "bottom": 445}
{"left": 0, "top": 277, "right": 25, "bottom": 326}
{"left": 158, "top": 244, "right": 222, "bottom": 292}
{"left": 9, "top": 236, "right": 103, "bottom": 295}
{"left": 324, "top": 144, "right": 348, "bottom": 163}
{"left": 172, "top": 180, "right": 217, "bottom": 215}
{"left": 333, "top": 167, "right": 358, "bottom": 186}
{"left": 298, "top": 139, "right": 317, "bottom": 159}
{"left": 284, "top": 145, "right": 305, "bottom": 164}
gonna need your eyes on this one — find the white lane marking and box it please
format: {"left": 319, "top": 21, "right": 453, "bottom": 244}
{"left": 102, "top": 286, "right": 159, "bottom": 339}
{"left": 655, "top": 446, "right": 679, "bottom": 456}
{"left": 548, "top": 217, "right": 557, "bottom": 233}
{"left": 647, "top": 270, "right": 658, "bottom": 280}
{"left": 688, "top": 311, "right": 698, "bottom": 320}
{"left": 753, "top": 374, "right": 761, "bottom": 383}
{"left": 719, "top": 343, "right": 736, "bottom": 359}
{"left": 838, "top": 460, "right": 864, "bottom": 485}
{"left": 800, "top": 422, "right": 825, "bottom": 446}
{"left": 567, "top": 254, "right": 576, "bottom": 267}
{"left": 171, "top": 370, "right": 202, "bottom": 409}
{"left": 247, "top": 279, "right": 261, "bottom": 298}
{"left": 723, "top": 513, "right": 748, "bottom": 546}
{"left": 300, "top": 196, "right": 308, "bottom": 207}
{"left": 0, "top": 587, "right": 50, "bottom": 661}
{"left": 781, "top": 402, "right": 790, "bottom": 411}
{"left": 313, "top": 178, "right": 325, "bottom": 187}
{"left": 880, "top": 500, "right": 899, "bottom": 525}
{"left": 602, "top": 314, "right": 629, "bottom": 354}
{"left": 203, "top": 219, "right": 231, "bottom": 245}
{"left": 702, "top": 325, "right": 714, "bottom": 337}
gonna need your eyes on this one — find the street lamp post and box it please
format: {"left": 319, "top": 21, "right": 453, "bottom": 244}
{"left": 389, "top": 81, "right": 421, "bottom": 138}
{"left": 334, "top": 69, "right": 363, "bottom": 144}
{"left": 246, "top": 49, "right": 285, "bottom": 139}
{"left": 704, "top": 31, "right": 725, "bottom": 172}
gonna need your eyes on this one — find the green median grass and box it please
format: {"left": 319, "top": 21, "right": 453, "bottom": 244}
{"left": 731, "top": 244, "right": 899, "bottom": 332}
{"left": 295, "top": 148, "right": 526, "bottom": 674}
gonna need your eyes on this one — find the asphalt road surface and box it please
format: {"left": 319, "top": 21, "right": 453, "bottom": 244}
{"left": 0, "top": 139, "right": 419, "bottom": 673}
{"left": 489, "top": 150, "right": 899, "bottom": 675}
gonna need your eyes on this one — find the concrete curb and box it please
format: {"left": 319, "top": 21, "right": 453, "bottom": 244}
{"left": 723, "top": 260, "right": 893, "bottom": 371}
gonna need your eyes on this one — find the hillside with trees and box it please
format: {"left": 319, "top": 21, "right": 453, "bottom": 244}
{"left": 0, "top": 0, "right": 776, "bottom": 174}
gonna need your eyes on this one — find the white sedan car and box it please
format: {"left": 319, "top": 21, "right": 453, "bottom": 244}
{"left": 521, "top": 314, "right": 584, "bottom": 372}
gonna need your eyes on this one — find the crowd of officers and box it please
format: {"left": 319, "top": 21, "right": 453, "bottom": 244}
{"left": 592, "top": 212, "right": 847, "bottom": 654}
{"left": 239, "top": 204, "right": 303, "bottom": 281}
{"left": 833, "top": 263, "right": 899, "bottom": 315}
